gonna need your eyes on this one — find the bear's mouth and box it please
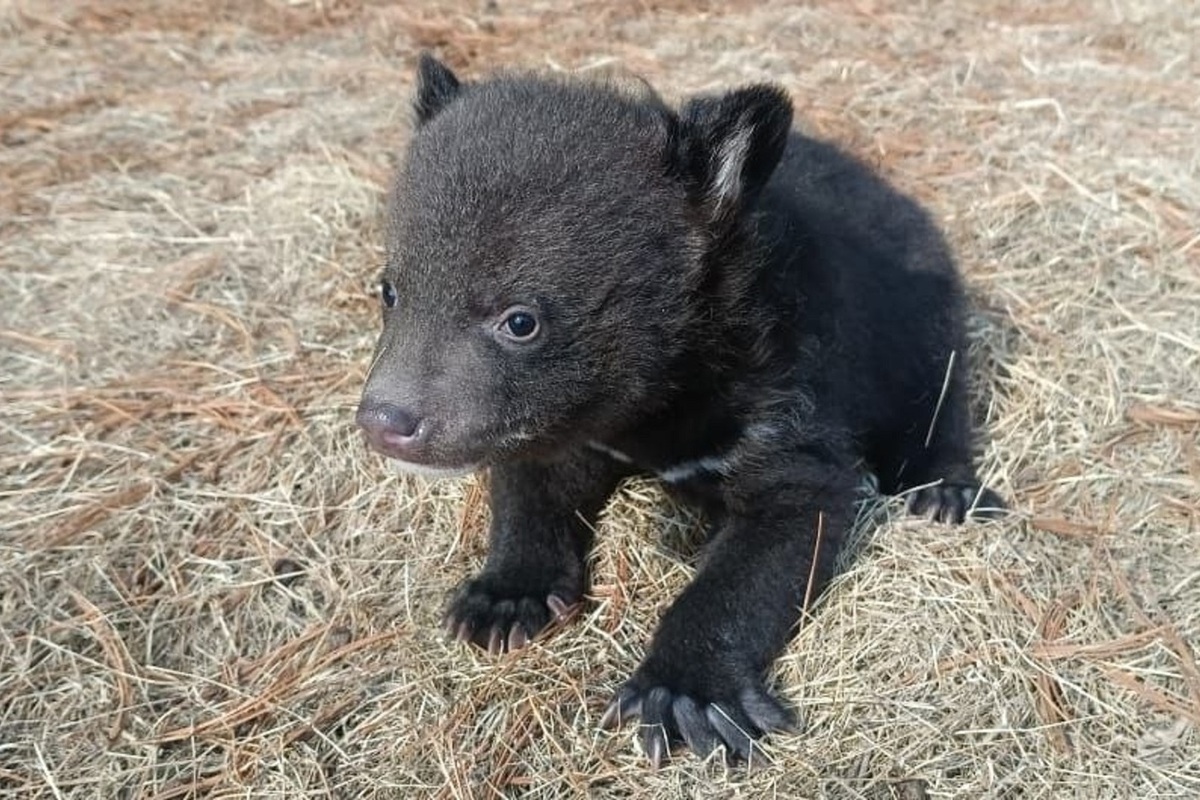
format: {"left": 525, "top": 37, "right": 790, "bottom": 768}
{"left": 356, "top": 401, "right": 549, "bottom": 477}
{"left": 358, "top": 430, "right": 480, "bottom": 477}
{"left": 359, "top": 422, "right": 550, "bottom": 477}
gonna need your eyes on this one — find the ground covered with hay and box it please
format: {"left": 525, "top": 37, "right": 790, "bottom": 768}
{"left": 2, "top": 1, "right": 1198, "bottom": 797}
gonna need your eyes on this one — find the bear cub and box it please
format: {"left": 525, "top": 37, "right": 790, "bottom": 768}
{"left": 357, "top": 54, "right": 1004, "bottom": 766}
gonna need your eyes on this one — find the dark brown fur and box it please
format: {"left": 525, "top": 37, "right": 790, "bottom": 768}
{"left": 357, "top": 55, "right": 1003, "bottom": 766}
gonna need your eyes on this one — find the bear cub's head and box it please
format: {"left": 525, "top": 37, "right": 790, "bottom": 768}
{"left": 357, "top": 55, "right": 793, "bottom": 475}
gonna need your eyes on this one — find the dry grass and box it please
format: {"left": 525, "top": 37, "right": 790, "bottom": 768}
{"left": 2, "top": 0, "right": 1198, "bottom": 797}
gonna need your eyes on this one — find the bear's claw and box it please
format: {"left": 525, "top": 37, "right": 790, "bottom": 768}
{"left": 444, "top": 584, "right": 580, "bottom": 655}
{"left": 601, "top": 679, "right": 795, "bottom": 767}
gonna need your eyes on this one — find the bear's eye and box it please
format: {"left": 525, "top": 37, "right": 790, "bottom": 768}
{"left": 380, "top": 279, "right": 398, "bottom": 309}
{"left": 499, "top": 309, "right": 539, "bottom": 341}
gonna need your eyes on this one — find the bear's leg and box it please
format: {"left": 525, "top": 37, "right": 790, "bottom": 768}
{"left": 881, "top": 363, "right": 1004, "bottom": 524}
{"left": 444, "top": 448, "right": 626, "bottom": 654}
{"left": 601, "top": 450, "right": 858, "bottom": 766}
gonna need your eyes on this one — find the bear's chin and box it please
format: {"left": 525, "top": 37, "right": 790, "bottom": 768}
{"left": 386, "top": 459, "right": 479, "bottom": 479}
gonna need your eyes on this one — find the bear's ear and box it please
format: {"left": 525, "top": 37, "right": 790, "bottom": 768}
{"left": 673, "top": 84, "right": 793, "bottom": 223}
{"left": 414, "top": 53, "right": 461, "bottom": 125}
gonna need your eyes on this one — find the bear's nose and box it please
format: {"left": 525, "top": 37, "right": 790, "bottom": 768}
{"left": 356, "top": 400, "right": 423, "bottom": 448}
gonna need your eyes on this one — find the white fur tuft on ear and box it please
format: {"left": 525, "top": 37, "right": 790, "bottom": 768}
{"left": 677, "top": 84, "right": 793, "bottom": 225}
{"left": 710, "top": 123, "right": 754, "bottom": 215}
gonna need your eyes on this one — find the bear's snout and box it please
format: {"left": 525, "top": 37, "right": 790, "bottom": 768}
{"left": 356, "top": 399, "right": 425, "bottom": 458}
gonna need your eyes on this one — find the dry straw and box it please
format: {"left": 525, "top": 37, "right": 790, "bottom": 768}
{"left": 2, "top": 1, "right": 1197, "bottom": 797}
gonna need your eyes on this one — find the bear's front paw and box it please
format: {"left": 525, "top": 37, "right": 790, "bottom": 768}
{"left": 443, "top": 576, "right": 580, "bottom": 655}
{"left": 906, "top": 482, "right": 1005, "bottom": 524}
{"left": 599, "top": 669, "right": 795, "bottom": 767}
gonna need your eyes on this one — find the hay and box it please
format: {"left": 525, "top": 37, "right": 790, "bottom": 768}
{"left": 2, "top": 0, "right": 1197, "bottom": 796}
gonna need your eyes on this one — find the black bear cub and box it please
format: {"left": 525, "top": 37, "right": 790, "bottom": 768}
{"left": 357, "top": 54, "right": 1003, "bottom": 766}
